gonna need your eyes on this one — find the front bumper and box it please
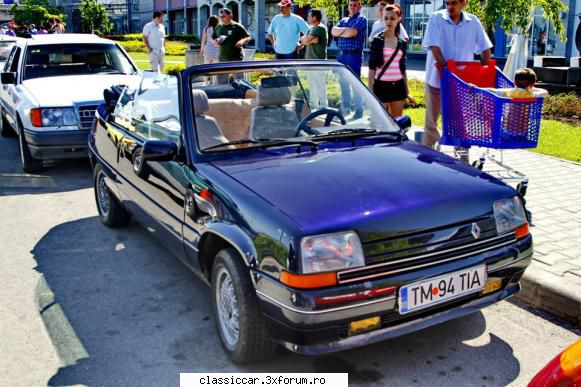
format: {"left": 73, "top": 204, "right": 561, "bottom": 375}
{"left": 24, "top": 128, "right": 90, "bottom": 160}
{"left": 255, "top": 235, "right": 533, "bottom": 355}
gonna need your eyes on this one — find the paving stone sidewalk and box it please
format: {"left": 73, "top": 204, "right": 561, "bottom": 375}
{"left": 483, "top": 150, "right": 581, "bottom": 326}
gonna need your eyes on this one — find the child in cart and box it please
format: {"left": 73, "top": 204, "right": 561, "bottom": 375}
{"left": 477, "top": 68, "right": 549, "bottom": 98}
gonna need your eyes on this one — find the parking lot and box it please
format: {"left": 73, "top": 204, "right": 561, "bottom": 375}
{"left": 0, "top": 134, "right": 579, "bottom": 387}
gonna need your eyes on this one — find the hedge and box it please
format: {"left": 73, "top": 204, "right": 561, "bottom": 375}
{"left": 104, "top": 33, "right": 199, "bottom": 44}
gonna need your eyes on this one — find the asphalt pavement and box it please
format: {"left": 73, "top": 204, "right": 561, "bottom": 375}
{"left": 0, "top": 129, "right": 579, "bottom": 386}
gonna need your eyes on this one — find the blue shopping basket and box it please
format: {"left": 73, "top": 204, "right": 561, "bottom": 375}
{"left": 440, "top": 60, "right": 544, "bottom": 149}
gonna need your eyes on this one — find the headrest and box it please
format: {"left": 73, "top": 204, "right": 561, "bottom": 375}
{"left": 86, "top": 52, "right": 106, "bottom": 67}
{"left": 257, "top": 85, "right": 291, "bottom": 107}
{"left": 260, "top": 75, "right": 295, "bottom": 88}
{"left": 27, "top": 53, "right": 49, "bottom": 66}
{"left": 192, "top": 89, "right": 209, "bottom": 114}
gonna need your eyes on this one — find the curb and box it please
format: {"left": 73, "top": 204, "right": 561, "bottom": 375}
{"left": 35, "top": 275, "right": 89, "bottom": 367}
{"left": 515, "top": 264, "right": 581, "bottom": 328}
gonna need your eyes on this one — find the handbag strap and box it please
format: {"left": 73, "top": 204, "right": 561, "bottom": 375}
{"left": 375, "top": 41, "right": 401, "bottom": 80}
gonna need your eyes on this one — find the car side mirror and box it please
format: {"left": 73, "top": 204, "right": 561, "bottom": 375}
{"left": 1, "top": 72, "right": 16, "bottom": 85}
{"left": 142, "top": 140, "right": 178, "bottom": 162}
{"left": 395, "top": 115, "right": 412, "bottom": 132}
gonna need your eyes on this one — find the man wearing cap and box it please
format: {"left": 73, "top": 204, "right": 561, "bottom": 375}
{"left": 331, "top": 0, "right": 367, "bottom": 119}
{"left": 213, "top": 8, "right": 250, "bottom": 62}
{"left": 268, "top": 0, "right": 309, "bottom": 59}
{"left": 143, "top": 11, "right": 166, "bottom": 72}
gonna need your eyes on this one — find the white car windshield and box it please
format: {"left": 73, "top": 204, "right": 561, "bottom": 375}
{"left": 189, "top": 65, "right": 401, "bottom": 152}
{"left": 23, "top": 43, "right": 136, "bottom": 80}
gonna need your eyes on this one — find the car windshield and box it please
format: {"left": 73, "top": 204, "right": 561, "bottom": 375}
{"left": 23, "top": 43, "right": 136, "bottom": 80}
{"left": 189, "top": 65, "right": 400, "bottom": 152}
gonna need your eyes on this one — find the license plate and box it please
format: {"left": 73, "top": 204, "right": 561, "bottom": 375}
{"left": 398, "top": 266, "right": 487, "bottom": 314}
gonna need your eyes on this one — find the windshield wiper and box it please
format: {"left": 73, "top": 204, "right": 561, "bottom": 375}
{"left": 97, "top": 70, "right": 126, "bottom": 75}
{"left": 313, "top": 128, "right": 405, "bottom": 141}
{"left": 203, "top": 138, "right": 318, "bottom": 152}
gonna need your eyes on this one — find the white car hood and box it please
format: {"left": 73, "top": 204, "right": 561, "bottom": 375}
{"left": 22, "top": 74, "right": 139, "bottom": 107}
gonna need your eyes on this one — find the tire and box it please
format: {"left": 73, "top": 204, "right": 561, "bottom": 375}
{"left": 132, "top": 147, "right": 150, "bottom": 180}
{"left": 93, "top": 164, "right": 131, "bottom": 227}
{"left": 211, "top": 248, "right": 276, "bottom": 363}
{"left": 0, "top": 106, "right": 16, "bottom": 137}
{"left": 17, "top": 120, "right": 42, "bottom": 173}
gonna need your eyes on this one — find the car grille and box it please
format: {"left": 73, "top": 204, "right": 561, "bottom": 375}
{"left": 77, "top": 104, "right": 99, "bottom": 130}
{"left": 338, "top": 217, "right": 517, "bottom": 284}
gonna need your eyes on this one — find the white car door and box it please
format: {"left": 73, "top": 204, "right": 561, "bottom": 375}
{"left": 1, "top": 45, "right": 21, "bottom": 126}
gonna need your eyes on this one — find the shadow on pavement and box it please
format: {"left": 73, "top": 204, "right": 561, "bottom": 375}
{"left": 34, "top": 217, "right": 521, "bottom": 386}
{"left": 0, "top": 137, "right": 92, "bottom": 197}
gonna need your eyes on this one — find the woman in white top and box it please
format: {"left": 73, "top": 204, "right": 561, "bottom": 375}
{"left": 368, "top": 5, "right": 415, "bottom": 117}
{"left": 200, "top": 16, "right": 220, "bottom": 64}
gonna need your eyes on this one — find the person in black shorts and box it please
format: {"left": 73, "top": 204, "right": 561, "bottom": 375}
{"left": 367, "top": 5, "right": 415, "bottom": 116}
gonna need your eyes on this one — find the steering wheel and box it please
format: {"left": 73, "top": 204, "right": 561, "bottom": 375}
{"left": 295, "top": 108, "right": 346, "bottom": 136}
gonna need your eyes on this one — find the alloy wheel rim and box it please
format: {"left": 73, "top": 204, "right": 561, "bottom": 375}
{"left": 215, "top": 267, "right": 240, "bottom": 346}
{"left": 97, "top": 173, "right": 110, "bottom": 217}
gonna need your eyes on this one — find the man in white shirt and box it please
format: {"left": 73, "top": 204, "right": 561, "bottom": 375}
{"left": 143, "top": 11, "right": 166, "bottom": 73}
{"left": 422, "top": 0, "right": 492, "bottom": 149}
{"left": 369, "top": 0, "right": 409, "bottom": 43}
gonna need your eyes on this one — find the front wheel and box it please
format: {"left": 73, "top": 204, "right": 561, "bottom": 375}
{"left": 94, "top": 164, "right": 131, "bottom": 227}
{"left": 211, "top": 248, "right": 276, "bottom": 363}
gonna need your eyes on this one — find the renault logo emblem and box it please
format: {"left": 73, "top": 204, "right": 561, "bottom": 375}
{"left": 471, "top": 223, "right": 481, "bottom": 239}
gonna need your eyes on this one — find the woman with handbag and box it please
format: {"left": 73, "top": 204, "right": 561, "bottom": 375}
{"left": 368, "top": 5, "right": 415, "bottom": 116}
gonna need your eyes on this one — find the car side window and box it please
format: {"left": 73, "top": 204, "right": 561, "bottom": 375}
{"left": 4, "top": 46, "right": 17, "bottom": 73}
{"left": 9, "top": 47, "right": 21, "bottom": 73}
{"left": 114, "top": 73, "right": 181, "bottom": 144}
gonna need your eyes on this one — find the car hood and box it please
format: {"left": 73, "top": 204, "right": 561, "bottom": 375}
{"left": 22, "top": 74, "right": 139, "bottom": 106}
{"left": 210, "top": 142, "right": 516, "bottom": 240}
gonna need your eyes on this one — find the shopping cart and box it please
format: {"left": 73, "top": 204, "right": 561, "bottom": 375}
{"left": 439, "top": 59, "right": 545, "bottom": 199}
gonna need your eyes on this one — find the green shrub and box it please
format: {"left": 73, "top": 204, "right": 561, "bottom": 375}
{"left": 405, "top": 79, "right": 425, "bottom": 108}
{"left": 165, "top": 42, "right": 186, "bottom": 56}
{"left": 165, "top": 63, "right": 185, "bottom": 75}
{"left": 543, "top": 92, "right": 581, "bottom": 121}
{"left": 167, "top": 34, "right": 200, "bottom": 44}
{"left": 118, "top": 40, "right": 147, "bottom": 53}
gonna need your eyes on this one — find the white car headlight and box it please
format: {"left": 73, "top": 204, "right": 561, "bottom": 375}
{"left": 493, "top": 196, "right": 527, "bottom": 235}
{"left": 31, "top": 108, "right": 77, "bottom": 127}
{"left": 300, "top": 231, "right": 365, "bottom": 274}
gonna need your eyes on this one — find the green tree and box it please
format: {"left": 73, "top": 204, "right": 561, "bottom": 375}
{"left": 80, "top": 0, "right": 112, "bottom": 35}
{"left": 466, "top": 0, "right": 567, "bottom": 40}
{"left": 10, "top": 0, "right": 64, "bottom": 26}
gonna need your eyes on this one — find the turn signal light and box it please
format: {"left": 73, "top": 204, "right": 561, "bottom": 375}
{"left": 280, "top": 271, "right": 337, "bottom": 289}
{"left": 31, "top": 108, "right": 43, "bottom": 127}
{"left": 515, "top": 223, "right": 529, "bottom": 239}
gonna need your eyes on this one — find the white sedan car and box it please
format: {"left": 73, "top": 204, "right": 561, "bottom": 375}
{"left": 0, "top": 34, "right": 140, "bottom": 172}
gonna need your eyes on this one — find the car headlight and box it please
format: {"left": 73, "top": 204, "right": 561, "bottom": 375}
{"left": 493, "top": 196, "right": 528, "bottom": 235}
{"left": 31, "top": 108, "right": 77, "bottom": 127}
{"left": 300, "top": 231, "right": 365, "bottom": 274}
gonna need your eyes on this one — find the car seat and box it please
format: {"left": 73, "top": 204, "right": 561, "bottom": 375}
{"left": 250, "top": 81, "right": 298, "bottom": 139}
{"left": 192, "top": 89, "right": 228, "bottom": 149}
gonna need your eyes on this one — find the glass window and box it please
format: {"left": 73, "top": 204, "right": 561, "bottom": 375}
{"left": 505, "top": 7, "right": 561, "bottom": 58}
{"left": 23, "top": 43, "right": 137, "bottom": 80}
{"left": 404, "top": 0, "right": 444, "bottom": 52}
{"left": 190, "top": 65, "right": 400, "bottom": 153}
{"left": 0, "top": 39, "right": 19, "bottom": 62}
{"left": 113, "top": 72, "right": 181, "bottom": 143}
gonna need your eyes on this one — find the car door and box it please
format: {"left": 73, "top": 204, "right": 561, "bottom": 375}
{"left": 113, "top": 73, "right": 190, "bottom": 262}
{"left": 1, "top": 45, "right": 21, "bottom": 127}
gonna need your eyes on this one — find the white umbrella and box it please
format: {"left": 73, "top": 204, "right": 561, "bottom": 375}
{"left": 503, "top": 17, "right": 534, "bottom": 80}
